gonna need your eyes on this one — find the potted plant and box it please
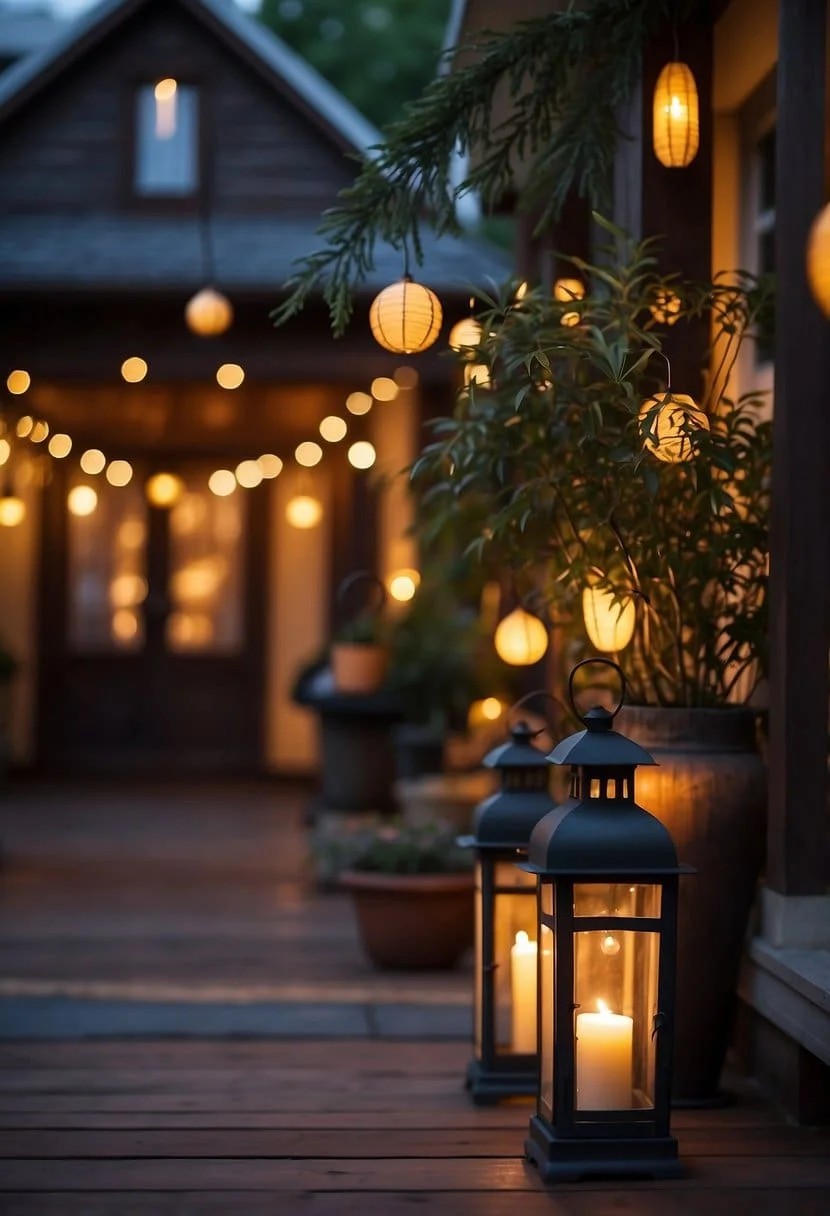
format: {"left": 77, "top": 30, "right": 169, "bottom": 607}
{"left": 331, "top": 570, "right": 390, "bottom": 695}
{"left": 409, "top": 224, "right": 772, "bottom": 1102}
{"left": 323, "top": 819, "right": 474, "bottom": 969}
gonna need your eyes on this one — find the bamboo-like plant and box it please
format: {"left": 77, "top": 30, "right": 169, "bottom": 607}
{"left": 412, "top": 222, "right": 772, "bottom": 707}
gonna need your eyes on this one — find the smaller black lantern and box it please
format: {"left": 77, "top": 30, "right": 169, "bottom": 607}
{"left": 460, "top": 717, "right": 556, "bottom": 1103}
{"left": 524, "top": 660, "right": 689, "bottom": 1181}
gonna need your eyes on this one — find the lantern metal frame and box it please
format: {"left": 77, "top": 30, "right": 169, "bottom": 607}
{"left": 523, "top": 660, "right": 690, "bottom": 1182}
{"left": 459, "top": 718, "right": 556, "bottom": 1104}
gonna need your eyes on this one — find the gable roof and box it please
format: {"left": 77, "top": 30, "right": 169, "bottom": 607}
{"left": 0, "top": 0, "right": 381, "bottom": 157}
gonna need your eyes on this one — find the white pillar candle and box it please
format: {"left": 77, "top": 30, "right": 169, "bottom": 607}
{"left": 575, "top": 1000, "right": 633, "bottom": 1109}
{"left": 510, "top": 930, "right": 538, "bottom": 1053}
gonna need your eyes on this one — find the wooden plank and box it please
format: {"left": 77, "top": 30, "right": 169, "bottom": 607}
{"left": 0, "top": 1110, "right": 524, "bottom": 1131}
{"left": 0, "top": 1041, "right": 469, "bottom": 1070}
{"left": 2, "top": 1194, "right": 830, "bottom": 1216}
{"left": 1, "top": 1156, "right": 829, "bottom": 1192}
{"left": 0, "top": 1125, "right": 826, "bottom": 1161}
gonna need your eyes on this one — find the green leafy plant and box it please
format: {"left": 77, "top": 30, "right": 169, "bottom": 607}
{"left": 321, "top": 818, "right": 473, "bottom": 876}
{"left": 385, "top": 577, "right": 510, "bottom": 729}
{"left": 412, "top": 221, "right": 773, "bottom": 707}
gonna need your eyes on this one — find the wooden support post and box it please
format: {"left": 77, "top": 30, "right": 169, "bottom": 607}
{"left": 766, "top": 0, "right": 830, "bottom": 896}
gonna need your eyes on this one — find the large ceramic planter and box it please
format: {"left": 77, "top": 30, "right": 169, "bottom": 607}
{"left": 341, "top": 870, "right": 474, "bottom": 969}
{"left": 616, "top": 705, "right": 766, "bottom": 1105}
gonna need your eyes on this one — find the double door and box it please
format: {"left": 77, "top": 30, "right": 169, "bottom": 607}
{"left": 39, "top": 462, "right": 266, "bottom": 771}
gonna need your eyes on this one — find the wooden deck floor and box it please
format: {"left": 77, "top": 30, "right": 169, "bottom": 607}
{"left": 1, "top": 1039, "right": 829, "bottom": 1214}
{"left": 0, "top": 779, "right": 829, "bottom": 1212}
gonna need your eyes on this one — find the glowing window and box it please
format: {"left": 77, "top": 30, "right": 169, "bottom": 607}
{"left": 134, "top": 83, "right": 199, "bottom": 197}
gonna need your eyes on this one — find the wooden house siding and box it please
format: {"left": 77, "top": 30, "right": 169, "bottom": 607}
{"left": 0, "top": 1, "right": 354, "bottom": 218}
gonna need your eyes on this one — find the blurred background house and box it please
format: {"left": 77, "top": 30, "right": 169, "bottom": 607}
{"left": 0, "top": 0, "right": 507, "bottom": 775}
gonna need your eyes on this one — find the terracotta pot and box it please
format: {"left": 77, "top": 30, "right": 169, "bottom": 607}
{"left": 331, "top": 643, "right": 388, "bottom": 694}
{"left": 616, "top": 705, "right": 766, "bottom": 1104}
{"left": 340, "top": 870, "right": 474, "bottom": 969}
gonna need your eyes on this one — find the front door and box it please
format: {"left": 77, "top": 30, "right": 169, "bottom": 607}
{"left": 39, "top": 461, "right": 266, "bottom": 772}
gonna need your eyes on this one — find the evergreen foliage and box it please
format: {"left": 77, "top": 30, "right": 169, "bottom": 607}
{"left": 273, "top": 0, "right": 697, "bottom": 334}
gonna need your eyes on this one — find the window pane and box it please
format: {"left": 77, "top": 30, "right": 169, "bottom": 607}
{"left": 68, "top": 477, "right": 147, "bottom": 652}
{"left": 135, "top": 83, "right": 198, "bottom": 196}
{"left": 166, "top": 482, "right": 244, "bottom": 653}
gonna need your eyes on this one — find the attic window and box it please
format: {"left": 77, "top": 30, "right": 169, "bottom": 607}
{"left": 134, "top": 81, "right": 199, "bottom": 197}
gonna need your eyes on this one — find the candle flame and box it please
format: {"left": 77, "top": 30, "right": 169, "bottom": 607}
{"left": 597, "top": 999, "right": 610, "bottom": 1015}
{"left": 515, "top": 930, "right": 529, "bottom": 946}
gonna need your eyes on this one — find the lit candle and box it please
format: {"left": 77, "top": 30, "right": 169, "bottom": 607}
{"left": 575, "top": 999, "right": 633, "bottom": 1109}
{"left": 510, "top": 930, "right": 538, "bottom": 1053}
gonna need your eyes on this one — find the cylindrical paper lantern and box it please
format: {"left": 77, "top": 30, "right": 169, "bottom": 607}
{"left": 653, "top": 62, "right": 699, "bottom": 168}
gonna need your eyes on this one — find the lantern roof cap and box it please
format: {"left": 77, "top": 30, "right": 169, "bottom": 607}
{"left": 549, "top": 708, "right": 656, "bottom": 768}
{"left": 526, "top": 798, "right": 680, "bottom": 875}
{"left": 483, "top": 720, "right": 549, "bottom": 769}
{"left": 463, "top": 786, "right": 555, "bottom": 850}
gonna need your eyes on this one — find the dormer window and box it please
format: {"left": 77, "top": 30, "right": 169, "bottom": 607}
{"left": 134, "top": 80, "right": 199, "bottom": 197}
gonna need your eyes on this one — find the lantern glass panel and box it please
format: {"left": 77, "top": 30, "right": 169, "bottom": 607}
{"left": 539, "top": 922, "right": 555, "bottom": 1118}
{"left": 474, "top": 862, "right": 484, "bottom": 1055}
{"left": 574, "top": 929, "right": 660, "bottom": 1111}
{"left": 493, "top": 863, "right": 538, "bottom": 1055}
{"left": 541, "top": 882, "right": 553, "bottom": 917}
{"left": 574, "top": 882, "right": 661, "bottom": 918}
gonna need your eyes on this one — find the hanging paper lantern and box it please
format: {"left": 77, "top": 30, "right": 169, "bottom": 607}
{"left": 653, "top": 62, "right": 699, "bottom": 168}
{"left": 185, "top": 287, "right": 234, "bottom": 337}
{"left": 639, "top": 393, "right": 710, "bottom": 463}
{"left": 448, "top": 315, "right": 483, "bottom": 351}
{"left": 806, "top": 203, "right": 830, "bottom": 317}
{"left": 582, "top": 585, "right": 636, "bottom": 653}
{"left": 494, "top": 607, "right": 549, "bottom": 666}
{"left": 369, "top": 276, "right": 442, "bottom": 354}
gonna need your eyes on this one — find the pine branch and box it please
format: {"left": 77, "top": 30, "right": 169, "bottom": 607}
{"left": 272, "top": 0, "right": 691, "bottom": 335}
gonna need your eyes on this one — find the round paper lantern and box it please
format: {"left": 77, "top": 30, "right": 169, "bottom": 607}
{"left": 582, "top": 585, "right": 636, "bottom": 653}
{"left": 185, "top": 287, "right": 233, "bottom": 336}
{"left": 807, "top": 203, "right": 830, "bottom": 316}
{"left": 653, "top": 62, "right": 699, "bottom": 168}
{"left": 448, "top": 315, "right": 483, "bottom": 351}
{"left": 369, "top": 276, "right": 442, "bottom": 354}
{"left": 639, "top": 393, "right": 710, "bottom": 463}
{"left": 494, "top": 607, "right": 548, "bottom": 666}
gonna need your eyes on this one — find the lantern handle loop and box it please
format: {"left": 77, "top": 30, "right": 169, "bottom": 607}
{"left": 568, "top": 658, "right": 626, "bottom": 723}
{"left": 508, "top": 688, "right": 558, "bottom": 738}
{"left": 335, "top": 570, "right": 387, "bottom": 622}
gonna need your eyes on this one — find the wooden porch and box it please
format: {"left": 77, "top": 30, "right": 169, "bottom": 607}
{"left": 0, "top": 779, "right": 827, "bottom": 1212}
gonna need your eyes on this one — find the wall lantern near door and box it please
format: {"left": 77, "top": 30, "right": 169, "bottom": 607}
{"left": 459, "top": 717, "right": 556, "bottom": 1103}
{"left": 524, "top": 659, "right": 687, "bottom": 1183}
{"left": 369, "top": 276, "right": 443, "bottom": 354}
{"left": 806, "top": 203, "right": 830, "bottom": 316}
{"left": 494, "top": 606, "right": 548, "bottom": 666}
{"left": 0, "top": 491, "right": 25, "bottom": 527}
{"left": 286, "top": 492, "right": 323, "bottom": 529}
{"left": 652, "top": 62, "right": 699, "bottom": 168}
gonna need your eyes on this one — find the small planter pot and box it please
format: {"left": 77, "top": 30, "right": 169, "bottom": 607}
{"left": 340, "top": 870, "right": 474, "bottom": 969}
{"left": 331, "top": 643, "right": 388, "bottom": 694}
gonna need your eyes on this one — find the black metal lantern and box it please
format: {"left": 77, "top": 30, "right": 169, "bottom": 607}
{"left": 460, "top": 719, "right": 556, "bottom": 1103}
{"left": 524, "top": 660, "right": 689, "bottom": 1182}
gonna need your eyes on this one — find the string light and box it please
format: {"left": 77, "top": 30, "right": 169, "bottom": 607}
{"left": 257, "top": 454, "right": 283, "bottom": 479}
{"left": 295, "top": 441, "right": 323, "bottom": 467}
{"left": 67, "top": 485, "right": 98, "bottom": 517}
{"left": 371, "top": 376, "right": 398, "bottom": 401}
{"left": 80, "top": 449, "right": 106, "bottom": 475}
{"left": 47, "top": 433, "right": 72, "bottom": 459}
{"left": 235, "top": 460, "right": 263, "bottom": 488}
{"left": 319, "top": 416, "right": 347, "bottom": 443}
{"left": 347, "top": 441, "right": 376, "bottom": 470}
{"left": 106, "top": 460, "right": 133, "bottom": 487}
{"left": 121, "top": 356, "right": 148, "bottom": 383}
{"left": 208, "top": 469, "right": 236, "bottom": 497}
{"left": 216, "top": 363, "right": 244, "bottom": 390}
{"left": 346, "top": 391, "right": 372, "bottom": 415}
{"left": 6, "top": 370, "right": 30, "bottom": 395}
